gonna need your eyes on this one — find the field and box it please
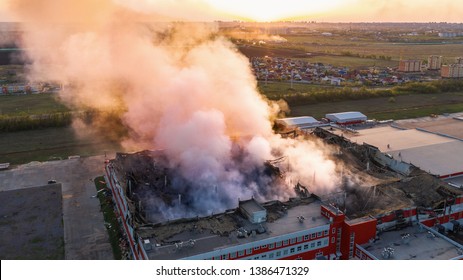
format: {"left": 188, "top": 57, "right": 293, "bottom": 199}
{"left": 0, "top": 92, "right": 122, "bottom": 164}
{"left": 0, "top": 126, "right": 121, "bottom": 165}
{"left": 239, "top": 33, "right": 463, "bottom": 68}
{"left": 258, "top": 81, "right": 336, "bottom": 98}
{"left": 0, "top": 93, "right": 69, "bottom": 116}
{"left": 1, "top": 32, "right": 462, "bottom": 164}
{"left": 288, "top": 92, "right": 463, "bottom": 120}
{"left": 284, "top": 34, "right": 463, "bottom": 61}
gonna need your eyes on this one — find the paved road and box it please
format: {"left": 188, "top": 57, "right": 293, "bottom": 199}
{"left": 0, "top": 155, "right": 113, "bottom": 259}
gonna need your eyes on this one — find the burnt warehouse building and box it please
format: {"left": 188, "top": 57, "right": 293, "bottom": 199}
{"left": 104, "top": 131, "right": 463, "bottom": 260}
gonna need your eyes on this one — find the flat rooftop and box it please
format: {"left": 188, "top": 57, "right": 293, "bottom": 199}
{"left": 240, "top": 199, "right": 265, "bottom": 213}
{"left": 395, "top": 113, "right": 463, "bottom": 139}
{"left": 445, "top": 176, "right": 463, "bottom": 188}
{"left": 359, "top": 224, "right": 463, "bottom": 260}
{"left": 328, "top": 117, "right": 463, "bottom": 177}
{"left": 278, "top": 116, "right": 319, "bottom": 126}
{"left": 346, "top": 126, "right": 453, "bottom": 151}
{"left": 141, "top": 197, "right": 329, "bottom": 260}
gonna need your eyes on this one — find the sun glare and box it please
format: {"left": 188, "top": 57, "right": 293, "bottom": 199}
{"left": 205, "top": 0, "right": 347, "bottom": 21}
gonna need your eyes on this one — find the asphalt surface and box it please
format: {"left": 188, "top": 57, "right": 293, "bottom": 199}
{"left": 0, "top": 155, "right": 113, "bottom": 259}
{"left": 0, "top": 184, "right": 63, "bottom": 259}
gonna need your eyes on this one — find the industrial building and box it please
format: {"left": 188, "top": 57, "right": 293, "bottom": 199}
{"left": 276, "top": 116, "right": 320, "bottom": 129}
{"left": 332, "top": 114, "right": 463, "bottom": 181}
{"left": 398, "top": 60, "right": 422, "bottom": 72}
{"left": 325, "top": 111, "right": 367, "bottom": 125}
{"left": 441, "top": 64, "right": 463, "bottom": 78}
{"left": 427, "top": 55, "right": 443, "bottom": 70}
{"left": 104, "top": 126, "right": 463, "bottom": 260}
{"left": 438, "top": 32, "right": 463, "bottom": 38}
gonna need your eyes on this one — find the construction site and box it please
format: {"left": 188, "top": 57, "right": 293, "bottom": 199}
{"left": 104, "top": 125, "right": 463, "bottom": 260}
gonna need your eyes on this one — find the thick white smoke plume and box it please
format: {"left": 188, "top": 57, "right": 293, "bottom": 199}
{"left": 9, "top": 0, "right": 340, "bottom": 217}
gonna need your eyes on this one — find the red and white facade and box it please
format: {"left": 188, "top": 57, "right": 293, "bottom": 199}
{"left": 105, "top": 164, "right": 149, "bottom": 260}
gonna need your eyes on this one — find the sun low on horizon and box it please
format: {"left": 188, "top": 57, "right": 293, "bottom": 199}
{"left": 205, "top": 0, "right": 349, "bottom": 22}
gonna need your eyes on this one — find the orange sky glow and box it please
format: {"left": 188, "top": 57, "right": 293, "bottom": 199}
{"left": 0, "top": 0, "right": 462, "bottom": 22}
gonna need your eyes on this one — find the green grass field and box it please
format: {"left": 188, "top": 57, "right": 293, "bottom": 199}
{"left": 0, "top": 93, "right": 69, "bottom": 116}
{"left": 0, "top": 126, "right": 121, "bottom": 165}
{"left": 288, "top": 92, "right": 463, "bottom": 120}
{"left": 259, "top": 81, "right": 334, "bottom": 97}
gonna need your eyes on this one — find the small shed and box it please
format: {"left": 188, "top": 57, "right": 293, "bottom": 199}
{"left": 276, "top": 116, "right": 320, "bottom": 129}
{"left": 239, "top": 198, "right": 267, "bottom": 224}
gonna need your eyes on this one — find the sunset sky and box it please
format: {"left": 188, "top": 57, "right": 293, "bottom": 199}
{"left": 0, "top": 0, "right": 462, "bottom": 22}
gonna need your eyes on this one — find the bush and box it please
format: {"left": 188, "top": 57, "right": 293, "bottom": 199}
{"left": 0, "top": 112, "right": 72, "bottom": 132}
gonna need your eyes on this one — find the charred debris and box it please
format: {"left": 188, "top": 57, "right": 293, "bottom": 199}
{"left": 108, "top": 127, "right": 462, "bottom": 242}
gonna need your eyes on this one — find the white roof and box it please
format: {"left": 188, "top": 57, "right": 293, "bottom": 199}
{"left": 325, "top": 112, "right": 367, "bottom": 122}
{"left": 278, "top": 116, "right": 319, "bottom": 127}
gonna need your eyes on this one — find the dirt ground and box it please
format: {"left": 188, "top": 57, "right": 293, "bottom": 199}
{"left": 0, "top": 183, "right": 64, "bottom": 259}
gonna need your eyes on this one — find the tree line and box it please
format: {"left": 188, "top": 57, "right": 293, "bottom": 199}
{"left": 269, "top": 80, "right": 463, "bottom": 106}
{"left": 0, "top": 112, "right": 72, "bottom": 132}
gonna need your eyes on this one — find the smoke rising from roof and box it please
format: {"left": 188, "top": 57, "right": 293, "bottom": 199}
{"left": 9, "top": 0, "right": 340, "bottom": 217}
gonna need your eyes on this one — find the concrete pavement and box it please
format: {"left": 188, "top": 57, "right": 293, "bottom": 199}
{"left": 0, "top": 155, "right": 113, "bottom": 259}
